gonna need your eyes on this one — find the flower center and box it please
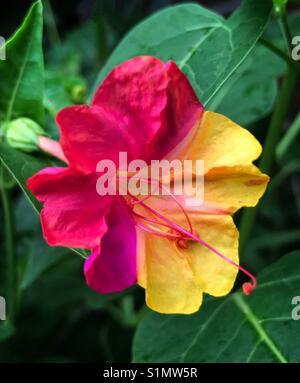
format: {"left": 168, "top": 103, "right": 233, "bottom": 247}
{"left": 120, "top": 175, "right": 257, "bottom": 296}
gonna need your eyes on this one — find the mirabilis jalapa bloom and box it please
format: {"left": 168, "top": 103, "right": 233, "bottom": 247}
{"left": 27, "top": 56, "right": 269, "bottom": 314}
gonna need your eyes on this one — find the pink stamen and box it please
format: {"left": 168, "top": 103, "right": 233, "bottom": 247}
{"left": 38, "top": 136, "right": 69, "bottom": 164}
{"left": 138, "top": 199, "right": 257, "bottom": 294}
{"left": 135, "top": 221, "right": 182, "bottom": 240}
{"left": 132, "top": 209, "right": 183, "bottom": 235}
{"left": 122, "top": 175, "right": 193, "bottom": 233}
{"left": 119, "top": 172, "right": 257, "bottom": 295}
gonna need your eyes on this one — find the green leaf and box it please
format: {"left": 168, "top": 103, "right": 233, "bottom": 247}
{"left": 0, "top": 143, "right": 86, "bottom": 259}
{"left": 44, "top": 71, "right": 73, "bottom": 117}
{"left": 133, "top": 251, "right": 300, "bottom": 362}
{"left": 15, "top": 195, "right": 69, "bottom": 289}
{"left": 46, "top": 21, "right": 98, "bottom": 78}
{"left": 0, "top": 143, "right": 51, "bottom": 212}
{"left": 212, "top": 44, "right": 285, "bottom": 125}
{"left": 92, "top": 0, "right": 272, "bottom": 106}
{"left": 0, "top": 1, "right": 44, "bottom": 126}
{"left": 0, "top": 1, "right": 86, "bottom": 261}
{"left": 0, "top": 321, "right": 15, "bottom": 342}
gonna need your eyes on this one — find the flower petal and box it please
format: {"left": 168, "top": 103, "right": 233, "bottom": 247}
{"left": 57, "top": 105, "right": 142, "bottom": 172}
{"left": 167, "top": 165, "right": 269, "bottom": 214}
{"left": 93, "top": 56, "right": 203, "bottom": 161}
{"left": 182, "top": 111, "right": 262, "bottom": 173}
{"left": 84, "top": 199, "right": 137, "bottom": 293}
{"left": 137, "top": 212, "right": 239, "bottom": 314}
{"left": 27, "top": 167, "right": 112, "bottom": 248}
{"left": 149, "top": 60, "right": 204, "bottom": 159}
{"left": 203, "top": 165, "right": 269, "bottom": 213}
{"left": 137, "top": 229, "right": 203, "bottom": 315}
{"left": 184, "top": 213, "right": 239, "bottom": 297}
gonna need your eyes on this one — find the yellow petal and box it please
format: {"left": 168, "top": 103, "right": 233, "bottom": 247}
{"left": 181, "top": 111, "right": 262, "bottom": 173}
{"left": 203, "top": 165, "right": 270, "bottom": 213}
{"left": 137, "top": 211, "right": 239, "bottom": 313}
{"left": 184, "top": 214, "right": 239, "bottom": 297}
{"left": 147, "top": 164, "right": 269, "bottom": 214}
{"left": 137, "top": 228, "right": 203, "bottom": 315}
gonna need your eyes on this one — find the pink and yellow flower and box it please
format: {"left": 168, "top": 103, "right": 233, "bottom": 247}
{"left": 27, "top": 57, "right": 269, "bottom": 314}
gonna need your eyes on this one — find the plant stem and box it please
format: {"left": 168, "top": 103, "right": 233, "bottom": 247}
{"left": 274, "top": 3, "right": 292, "bottom": 54}
{"left": 259, "top": 65, "right": 299, "bottom": 173}
{"left": 276, "top": 110, "right": 300, "bottom": 161}
{"left": 239, "top": 62, "right": 300, "bottom": 255}
{"left": 43, "top": 0, "right": 61, "bottom": 47}
{"left": 1, "top": 166, "right": 17, "bottom": 323}
{"left": 268, "top": 159, "right": 300, "bottom": 192}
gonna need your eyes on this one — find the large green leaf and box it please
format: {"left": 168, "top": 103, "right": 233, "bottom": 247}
{"left": 92, "top": 0, "right": 272, "bottom": 106}
{"left": 0, "top": 143, "right": 51, "bottom": 212}
{"left": 212, "top": 44, "right": 285, "bottom": 125}
{"left": 0, "top": 2, "right": 88, "bottom": 261}
{"left": 0, "top": 143, "right": 86, "bottom": 259}
{"left": 133, "top": 251, "right": 300, "bottom": 362}
{"left": 15, "top": 195, "right": 70, "bottom": 289}
{"left": 0, "top": 1, "right": 44, "bottom": 126}
{"left": 0, "top": 1, "right": 46, "bottom": 213}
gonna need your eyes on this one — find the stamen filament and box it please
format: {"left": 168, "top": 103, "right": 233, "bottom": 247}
{"left": 136, "top": 198, "right": 257, "bottom": 295}
{"left": 120, "top": 172, "right": 257, "bottom": 295}
{"left": 135, "top": 222, "right": 182, "bottom": 240}
{"left": 132, "top": 210, "right": 183, "bottom": 235}
{"left": 123, "top": 175, "right": 193, "bottom": 233}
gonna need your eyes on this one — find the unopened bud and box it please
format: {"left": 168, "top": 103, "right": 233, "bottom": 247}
{"left": 273, "top": 0, "right": 287, "bottom": 16}
{"left": 64, "top": 76, "right": 87, "bottom": 104}
{"left": 5, "top": 118, "right": 46, "bottom": 152}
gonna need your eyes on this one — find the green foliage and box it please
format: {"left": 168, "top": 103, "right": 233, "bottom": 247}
{"left": 213, "top": 44, "right": 285, "bottom": 125}
{"left": 133, "top": 252, "right": 300, "bottom": 362}
{"left": 0, "top": 143, "right": 51, "bottom": 212}
{"left": 5, "top": 118, "right": 45, "bottom": 152}
{"left": 0, "top": 1, "right": 44, "bottom": 127}
{"left": 93, "top": 1, "right": 273, "bottom": 107}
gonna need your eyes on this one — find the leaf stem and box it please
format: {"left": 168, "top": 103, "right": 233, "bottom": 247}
{"left": 239, "top": 61, "right": 300, "bottom": 254}
{"left": 268, "top": 159, "right": 300, "bottom": 192}
{"left": 276, "top": 110, "right": 300, "bottom": 161}
{"left": 0, "top": 166, "right": 18, "bottom": 323}
{"left": 43, "top": 0, "right": 61, "bottom": 46}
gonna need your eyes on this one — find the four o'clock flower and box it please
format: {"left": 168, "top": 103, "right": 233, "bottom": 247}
{"left": 27, "top": 56, "right": 269, "bottom": 314}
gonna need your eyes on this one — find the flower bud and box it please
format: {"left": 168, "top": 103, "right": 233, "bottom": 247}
{"left": 64, "top": 76, "right": 87, "bottom": 104}
{"left": 273, "top": 0, "right": 287, "bottom": 16}
{"left": 70, "top": 84, "right": 87, "bottom": 104}
{"left": 4, "top": 117, "right": 46, "bottom": 152}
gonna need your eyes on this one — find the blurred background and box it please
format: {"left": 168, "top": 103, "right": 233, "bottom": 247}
{"left": 0, "top": 0, "right": 300, "bottom": 362}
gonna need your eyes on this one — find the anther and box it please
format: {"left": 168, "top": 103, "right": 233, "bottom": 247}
{"left": 242, "top": 282, "right": 255, "bottom": 296}
{"left": 176, "top": 238, "right": 189, "bottom": 249}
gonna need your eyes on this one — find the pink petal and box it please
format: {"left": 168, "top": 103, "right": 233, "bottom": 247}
{"left": 84, "top": 199, "right": 137, "bottom": 293}
{"left": 150, "top": 60, "right": 204, "bottom": 159}
{"left": 27, "top": 167, "right": 112, "bottom": 248}
{"left": 94, "top": 57, "right": 203, "bottom": 161}
{"left": 57, "top": 105, "right": 142, "bottom": 173}
{"left": 58, "top": 57, "right": 203, "bottom": 172}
